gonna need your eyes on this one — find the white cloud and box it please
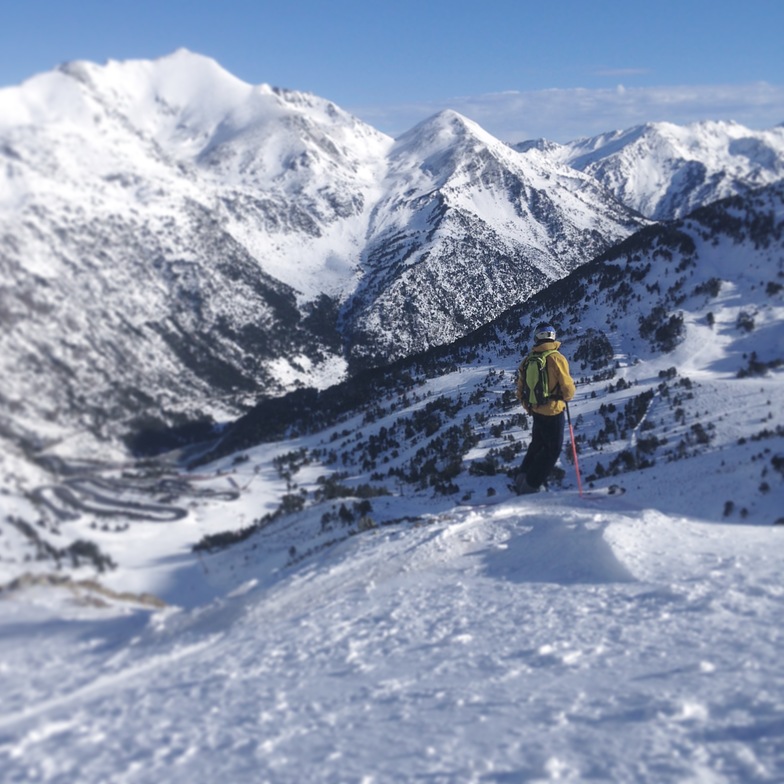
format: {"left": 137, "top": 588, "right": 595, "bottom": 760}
{"left": 351, "top": 82, "right": 784, "bottom": 143}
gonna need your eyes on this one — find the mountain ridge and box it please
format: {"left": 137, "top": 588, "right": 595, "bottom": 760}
{"left": 521, "top": 119, "right": 784, "bottom": 220}
{"left": 195, "top": 181, "right": 784, "bottom": 468}
{"left": 342, "top": 109, "right": 644, "bottom": 366}
{"left": 1, "top": 50, "right": 643, "bottom": 447}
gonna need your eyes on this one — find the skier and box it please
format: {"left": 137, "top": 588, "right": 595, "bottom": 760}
{"left": 514, "top": 323, "right": 576, "bottom": 494}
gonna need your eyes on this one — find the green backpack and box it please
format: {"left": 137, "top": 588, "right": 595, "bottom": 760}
{"left": 521, "top": 349, "right": 557, "bottom": 407}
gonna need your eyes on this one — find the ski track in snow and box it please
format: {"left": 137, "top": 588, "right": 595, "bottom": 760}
{"left": 2, "top": 496, "right": 783, "bottom": 784}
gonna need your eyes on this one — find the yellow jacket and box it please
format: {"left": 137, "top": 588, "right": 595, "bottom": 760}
{"left": 516, "top": 340, "right": 576, "bottom": 416}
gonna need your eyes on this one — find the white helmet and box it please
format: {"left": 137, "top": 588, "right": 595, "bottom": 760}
{"left": 534, "top": 323, "right": 557, "bottom": 342}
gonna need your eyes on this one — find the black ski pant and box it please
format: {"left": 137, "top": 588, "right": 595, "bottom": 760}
{"left": 520, "top": 411, "right": 565, "bottom": 489}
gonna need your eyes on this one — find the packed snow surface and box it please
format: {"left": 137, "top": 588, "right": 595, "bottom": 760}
{"left": 2, "top": 489, "right": 783, "bottom": 783}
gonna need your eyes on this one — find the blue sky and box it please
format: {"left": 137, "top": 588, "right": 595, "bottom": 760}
{"left": 3, "top": 0, "right": 783, "bottom": 142}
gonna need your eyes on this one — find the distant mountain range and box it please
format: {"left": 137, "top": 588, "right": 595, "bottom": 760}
{"left": 1, "top": 49, "right": 783, "bottom": 452}
{"left": 517, "top": 119, "right": 784, "bottom": 220}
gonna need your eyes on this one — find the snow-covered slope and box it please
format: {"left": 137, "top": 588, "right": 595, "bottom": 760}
{"left": 0, "top": 50, "right": 392, "bottom": 452}
{"left": 520, "top": 120, "right": 784, "bottom": 220}
{"left": 1, "top": 182, "right": 782, "bottom": 783}
{"left": 2, "top": 501, "right": 783, "bottom": 783}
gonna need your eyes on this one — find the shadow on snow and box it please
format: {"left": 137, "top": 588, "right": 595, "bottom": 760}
{"left": 477, "top": 512, "right": 636, "bottom": 585}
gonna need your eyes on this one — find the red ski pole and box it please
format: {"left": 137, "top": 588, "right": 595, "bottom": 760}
{"left": 565, "top": 401, "right": 584, "bottom": 497}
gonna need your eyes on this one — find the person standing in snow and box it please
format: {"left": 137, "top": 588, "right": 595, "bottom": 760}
{"left": 514, "top": 323, "right": 576, "bottom": 495}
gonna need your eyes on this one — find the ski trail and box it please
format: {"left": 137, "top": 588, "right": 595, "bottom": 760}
{"left": 0, "top": 636, "right": 219, "bottom": 732}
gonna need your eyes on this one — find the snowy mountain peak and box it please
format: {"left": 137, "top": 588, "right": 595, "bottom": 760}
{"left": 540, "top": 119, "right": 784, "bottom": 219}
{"left": 402, "top": 108, "right": 488, "bottom": 140}
{"left": 66, "top": 48, "right": 251, "bottom": 105}
{"left": 394, "top": 108, "right": 507, "bottom": 167}
{"left": 55, "top": 49, "right": 254, "bottom": 134}
{"left": 512, "top": 137, "right": 564, "bottom": 155}
{"left": 35, "top": 50, "right": 391, "bottom": 181}
{"left": 343, "top": 112, "right": 647, "bottom": 366}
